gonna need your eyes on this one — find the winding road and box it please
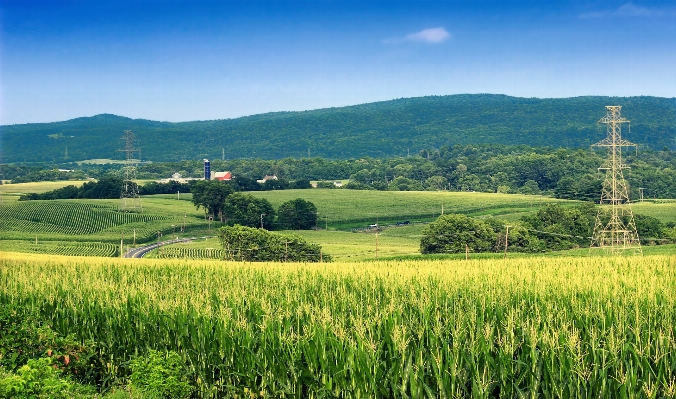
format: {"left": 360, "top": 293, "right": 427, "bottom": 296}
{"left": 123, "top": 236, "right": 215, "bottom": 258}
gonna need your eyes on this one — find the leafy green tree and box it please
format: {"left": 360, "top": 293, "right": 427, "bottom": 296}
{"left": 632, "top": 214, "right": 666, "bottom": 244}
{"left": 388, "top": 176, "right": 424, "bottom": 191}
{"left": 219, "top": 225, "right": 329, "bottom": 262}
{"left": 521, "top": 204, "right": 593, "bottom": 250}
{"left": 223, "top": 193, "right": 275, "bottom": 229}
{"left": 190, "top": 180, "right": 234, "bottom": 222}
{"left": 519, "top": 180, "right": 541, "bottom": 195}
{"left": 424, "top": 175, "right": 448, "bottom": 191}
{"left": 420, "top": 214, "right": 496, "bottom": 254}
{"left": 290, "top": 179, "right": 312, "bottom": 189}
{"left": 277, "top": 199, "right": 318, "bottom": 230}
{"left": 344, "top": 181, "right": 373, "bottom": 190}
{"left": 316, "top": 181, "right": 337, "bottom": 189}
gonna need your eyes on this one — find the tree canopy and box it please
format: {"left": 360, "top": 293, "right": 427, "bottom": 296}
{"left": 223, "top": 193, "right": 275, "bottom": 229}
{"left": 218, "top": 225, "right": 328, "bottom": 262}
{"left": 277, "top": 199, "right": 318, "bottom": 230}
{"left": 190, "top": 180, "right": 234, "bottom": 221}
{"left": 420, "top": 214, "right": 496, "bottom": 254}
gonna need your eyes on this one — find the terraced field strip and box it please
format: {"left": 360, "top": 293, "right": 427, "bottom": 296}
{"left": 0, "top": 201, "right": 167, "bottom": 236}
{"left": 156, "top": 246, "right": 224, "bottom": 260}
{"left": 0, "top": 240, "right": 117, "bottom": 257}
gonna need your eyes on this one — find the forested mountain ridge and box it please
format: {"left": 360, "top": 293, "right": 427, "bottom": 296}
{"left": 2, "top": 94, "right": 675, "bottom": 163}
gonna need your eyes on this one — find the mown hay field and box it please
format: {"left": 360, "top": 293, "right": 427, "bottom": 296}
{"left": 1, "top": 252, "right": 675, "bottom": 398}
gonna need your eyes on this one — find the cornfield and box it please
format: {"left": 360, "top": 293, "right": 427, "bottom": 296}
{"left": 156, "top": 246, "right": 224, "bottom": 260}
{"left": 0, "top": 201, "right": 166, "bottom": 236}
{"left": 1, "top": 252, "right": 675, "bottom": 398}
{"left": 0, "top": 240, "right": 117, "bottom": 257}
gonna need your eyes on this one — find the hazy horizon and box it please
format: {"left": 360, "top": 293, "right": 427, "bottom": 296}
{"left": 2, "top": 0, "right": 675, "bottom": 125}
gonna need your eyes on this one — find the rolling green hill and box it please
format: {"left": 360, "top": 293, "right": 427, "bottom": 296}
{"left": 2, "top": 94, "right": 674, "bottom": 163}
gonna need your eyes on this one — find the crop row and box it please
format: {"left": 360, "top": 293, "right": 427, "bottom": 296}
{"left": 0, "top": 240, "right": 117, "bottom": 257}
{"left": 156, "top": 246, "right": 224, "bottom": 260}
{"left": 0, "top": 201, "right": 167, "bottom": 235}
{"left": 1, "top": 255, "right": 675, "bottom": 398}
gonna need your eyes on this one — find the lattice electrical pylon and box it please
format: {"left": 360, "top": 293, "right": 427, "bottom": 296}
{"left": 590, "top": 106, "right": 641, "bottom": 255}
{"left": 117, "top": 130, "right": 143, "bottom": 213}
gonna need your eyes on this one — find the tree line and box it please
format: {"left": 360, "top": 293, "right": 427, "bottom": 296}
{"left": 420, "top": 204, "right": 675, "bottom": 255}
{"left": 11, "top": 143, "right": 676, "bottom": 202}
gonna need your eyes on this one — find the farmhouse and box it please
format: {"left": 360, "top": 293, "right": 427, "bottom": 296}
{"left": 156, "top": 173, "right": 201, "bottom": 184}
{"left": 257, "top": 175, "right": 278, "bottom": 184}
{"left": 212, "top": 171, "right": 232, "bottom": 181}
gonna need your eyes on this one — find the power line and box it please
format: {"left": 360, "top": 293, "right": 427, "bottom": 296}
{"left": 590, "top": 106, "right": 641, "bottom": 255}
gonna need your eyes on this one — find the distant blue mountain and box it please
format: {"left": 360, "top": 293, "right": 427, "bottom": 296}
{"left": 2, "top": 94, "right": 674, "bottom": 163}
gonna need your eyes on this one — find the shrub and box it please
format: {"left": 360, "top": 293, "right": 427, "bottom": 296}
{"left": 420, "top": 214, "right": 496, "bottom": 254}
{"left": 129, "top": 350, "right": 193, "bottom": 399}
{"left": 0, "top": 357, "right": 95, "bottom": 399}
{"left": 219, "top": 225, "right": 329, "bottom": 262}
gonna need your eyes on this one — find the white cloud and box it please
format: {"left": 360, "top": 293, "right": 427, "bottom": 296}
{"left": 580, "top": 2, "right": 665, "bottom": 18}
{"left": 405, "top": 27, "right": 451, "bottom": 44}
{"left": 384, "top": 27, "right": 451, "bottom": 45}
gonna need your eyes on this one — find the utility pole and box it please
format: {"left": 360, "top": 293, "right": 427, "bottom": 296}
{"left": 441, "top": 201, "right": 444, "bottom": 215}
{"left": 325, "top": 215, "right": 328, "bottom": 230}
{"left": 208, "top": 216, "right": 213, "bottom": 233}
{"left": 133, "top": 229, "right": 136, "bottom": 245}
{"left": 465, "top": 244, "right": 469, "bottom": 260}
{"left": 639, "top": 187, "right": 645, "bottom": 202}
{"left": 260, "top": 214, "right": 265, "bottom": 229}
{"left": 590, "top": 106, "right": 642, "bottom": 255}
{"left": 120, "top": 232, "right": 124, "bottom": 258}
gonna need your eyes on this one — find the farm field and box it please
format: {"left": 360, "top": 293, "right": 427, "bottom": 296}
{"left": 149, "top": 226, "right": 425, "bottom": 261}
{"left": 0, "top": 196, "right": 212, "bottom": 257}
{"left": 0, "top": 180, "right": 90, "bottom": 202}
{"left": 152, "top": 227, "right": 676, "bottom": 262}
{"left": 249, "top": 189, "right": 570, "bottom": 228}
{"left": 2, "top": 189, "right": 675, "bottom": 258}
{"left": 631, "top": 201, "right": 676, "bottom": 225}
{"left": 1, "top": 252, "right": 675, "bottom": 397}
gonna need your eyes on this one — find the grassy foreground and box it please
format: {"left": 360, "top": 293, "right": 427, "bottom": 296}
{"left": 1, "top": 252, "right": 675, "bottom": 398}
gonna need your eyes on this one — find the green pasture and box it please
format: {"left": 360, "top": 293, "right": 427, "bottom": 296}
{"left": 0, "top": 180, "right": 90, "bottom": 202}
{"left": 0, "top": 180, "right": 89, "bottom": 195}
{"left": 631, "top": 201, "right": 676, "bottom": 225}
{"left": 249, "top": 189, "right": 569, "bottom": 229}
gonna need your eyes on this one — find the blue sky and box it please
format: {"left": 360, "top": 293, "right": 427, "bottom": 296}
{"left": 1, "top": 0, "right": 675, "bottom": 125}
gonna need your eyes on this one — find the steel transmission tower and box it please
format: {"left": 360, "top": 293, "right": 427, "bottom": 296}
{"left": 118, "top": 130, "right": 143, "bottom": 212}
{"left": 590, "top": 106, "right": 641, "bottom": 254}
